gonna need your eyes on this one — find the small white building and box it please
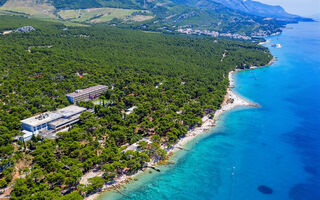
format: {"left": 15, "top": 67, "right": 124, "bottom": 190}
{"left": 20, "top": 130, "right": 34, "bottom": 142}
{"left": 125, "top": 106, "right": 137, "bottom": 115}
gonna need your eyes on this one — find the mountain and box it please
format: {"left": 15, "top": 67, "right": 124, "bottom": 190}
{"left": 172, "top": 0, "right": 312, "bottom": 22}
{"left": 206, "top": 0, "right": 312, "bottom": 21}
{"left": 0, "top": 0, "right": 310, "bottom": 38}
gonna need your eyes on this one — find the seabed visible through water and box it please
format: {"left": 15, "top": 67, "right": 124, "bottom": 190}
{"left": 100, "top": 22, "right": 320, "bottom": 200}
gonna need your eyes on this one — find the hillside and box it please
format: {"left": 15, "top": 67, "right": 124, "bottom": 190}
{"left": 0, "top": 0, "right": 56, "bottom": 18}
{"left": 0, "top": 0, "right": 304, "bottom": 38}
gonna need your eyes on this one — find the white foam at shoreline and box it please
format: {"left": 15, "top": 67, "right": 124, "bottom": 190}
{"left": 170, "top": 71, "right": 257, "bottom": 151}
{"left": 85, "top": 70, "right": 257, "bottom": 200}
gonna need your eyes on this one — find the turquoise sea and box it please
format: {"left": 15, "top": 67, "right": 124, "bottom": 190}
{"left": 100, "top": 21, "right": 320, "bottom": 200}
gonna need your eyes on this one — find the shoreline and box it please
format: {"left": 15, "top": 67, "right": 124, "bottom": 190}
{"left": 250, "top": 56, "right": 277, "bottom": 69}
{"left": 84, "top": 69, "right": 260, "bottom": 200}
{"left": 84, "top": 21, "right": 316, "bottom": 200}
{"left": 169, "top": 70, "right": 259, "bottom": 153}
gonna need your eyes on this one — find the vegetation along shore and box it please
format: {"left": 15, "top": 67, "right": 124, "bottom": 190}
{"left": 85, "top": 65, "right": 267, "bottom": 200}
{"left": 0, "top": 15, "right": 273, "bottom": 199}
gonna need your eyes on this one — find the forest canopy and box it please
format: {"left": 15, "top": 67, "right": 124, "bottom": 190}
{"left": 0, "top": 16, "right": 272, "bottom": 199}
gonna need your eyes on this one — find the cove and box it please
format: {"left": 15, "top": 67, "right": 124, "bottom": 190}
{"left": 100, "top": 21, "right": 320, "bottom": 200}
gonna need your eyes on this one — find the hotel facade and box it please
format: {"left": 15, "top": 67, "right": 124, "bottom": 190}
{"left": 66, "top": 85, "right": 108, "bottom": 104}
{"left": 20, "top": 105, "right": 87, "bottom": 141}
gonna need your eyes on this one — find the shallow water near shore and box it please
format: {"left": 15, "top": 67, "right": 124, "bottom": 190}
{"left": 99, "top": 22, "right": 320, "bottom": 200}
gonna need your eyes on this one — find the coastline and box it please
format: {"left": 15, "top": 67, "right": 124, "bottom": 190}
{"left": 169, "top": 70, "right": 258, "bottom": 153}
{"left": 93, "top": 22, "right": 320, "bottom": 200}
{"left": 250, "top": 56, "right": 277, "bottom": 69}
{"left": 85, "top": 69, "right": 259, "bottom": 200}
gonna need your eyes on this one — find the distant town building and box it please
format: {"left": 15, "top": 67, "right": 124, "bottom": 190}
{"left": 66, "top": 85, "right": 108, "bottom": 104}
{"left": 20, "top": 105, "right": 87, "bottom": 141}
{"left": 15, "top": 26, "right": 35, "bottom": 33}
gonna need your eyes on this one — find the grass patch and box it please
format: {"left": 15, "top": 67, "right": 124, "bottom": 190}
{"left": 0, "top": 0, "right": 152, "bottom": 26}
{"left": 0, "top": 0, "right": 56, "bottom": 18}
{"left": 92, "top": 98, "right": 109, "bottom": 105}
{"left": 58, "top": 7, "right": 139, "bottom": 23}
{"left": 41, "top": 17, "right": 89, "bottom": 27}
{"left": 128, "top": 15, "right": 154, "bottom": 22}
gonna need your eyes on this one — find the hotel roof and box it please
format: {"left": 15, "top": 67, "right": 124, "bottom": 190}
{"left": 48, "top": 113, "right": 81, "bottom": 127}
{"left": 66, "top": 85, "right": 108, "bottom": 98}
{"left": 21, "top": 105, "right": 86, "bottom": 127}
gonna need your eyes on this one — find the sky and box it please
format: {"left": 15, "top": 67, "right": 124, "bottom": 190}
{"left": 256, "top": 0, "right": 320, "bottom": 17}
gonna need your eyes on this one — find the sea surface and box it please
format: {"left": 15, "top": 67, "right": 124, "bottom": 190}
{"left": 100, "top": 22, "right": 320, "bottom": 200}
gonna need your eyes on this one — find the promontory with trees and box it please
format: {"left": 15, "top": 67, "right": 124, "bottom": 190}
{"left": 0, "top": 16, "right": 272, "bottom": 199}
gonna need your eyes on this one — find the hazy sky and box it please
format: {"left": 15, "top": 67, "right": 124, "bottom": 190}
{"left": 256, "top": 0, "right": 320, "bottom": 17}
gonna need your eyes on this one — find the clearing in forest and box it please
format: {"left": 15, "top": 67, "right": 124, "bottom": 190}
{"left": 58, "top": 7, "right": 150, "bottom": 23}
{"left": 0, "top": 0, "right": 56, "bottom": 18}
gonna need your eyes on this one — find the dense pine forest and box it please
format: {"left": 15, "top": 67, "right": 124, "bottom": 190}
{"left": 0, "top": 16, "right": 272, "bottom": 199}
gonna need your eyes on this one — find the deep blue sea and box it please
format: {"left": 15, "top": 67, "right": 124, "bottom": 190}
{"left": 100, "top": 22, "right": 320, "bottom": 200}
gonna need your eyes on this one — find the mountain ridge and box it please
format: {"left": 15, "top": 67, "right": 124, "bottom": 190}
{"left": 208, "top": 0, "right": 311, "bottom": 21}
{"left": 0, "top": 0, "right": 312, "bottom": 38}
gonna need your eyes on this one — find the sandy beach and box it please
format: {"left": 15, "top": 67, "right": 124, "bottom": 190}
{"left": 169, "top": 70, "right": 258, "bottom": 151}
{"left": 84, "top": 70, "right": 257, "bottom": 200}
{"left": 258, "top": 39, "right": 270, "bottom": 45}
